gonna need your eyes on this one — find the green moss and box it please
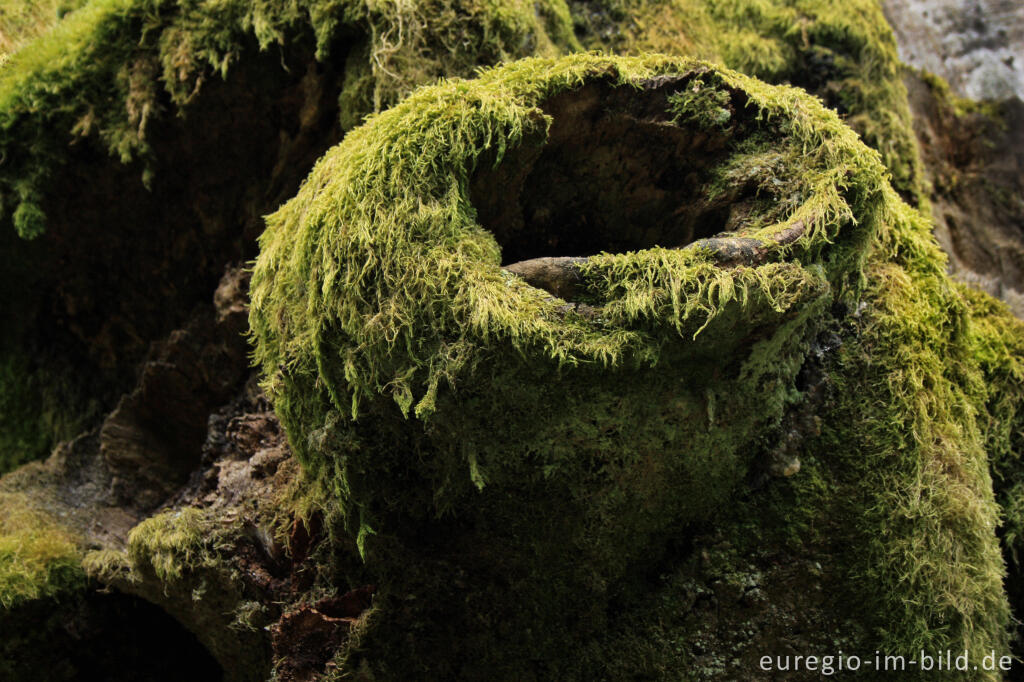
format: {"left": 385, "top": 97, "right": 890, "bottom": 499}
{"left": 0, "top": 491, "right": 84, "bottom": 609}
{"left": 0, "top": 0, "right": 583, "bottom": 476}
{"left": 83, "top": 506, "right": 272, "bottom": 681}
{"left": 822, "top": 257, "right": 1009, "bottom": 662}
{"left": 248, "top": 53, "right": 986, "bottom": 674}
{"left": 79, "top": 508, "right": 229, "bottom": 595}
{"left": 913, "top": 66, "right": 1005, "bottom": 121}
{"left": 0, "top": 0, "right": 85, "bottom": 61}
{"left": 0, "top": 0, "right": 577, "bottom": 238}
{"left": 0, "top": 0, "right": 929, "bottom": 481}
{"left": 960, "top": 286, "right": 1024, "bottom": 573}
{"left": 251, "top": 53, "right": 881, "bottom": 427}
{"left": 123, "top": 507, "right": 223, "bottom": 582}
{"left": 572, "top": 0, "right": 926, "bottom": 205}
{"left": 0, "top": 0, "right": 927, "bottom": 242}
{"left": 0, "top": 1, "right": 1015, "bottom": 676}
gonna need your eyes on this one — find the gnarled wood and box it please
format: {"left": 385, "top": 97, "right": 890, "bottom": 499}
{"left": 501, "top": 221, "right": 807, "bottom": 300}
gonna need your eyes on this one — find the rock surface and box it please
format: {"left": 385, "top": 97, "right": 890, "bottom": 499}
{"left": 883, "top": 0, "right": 1024, "bottom": 101}
{"left": 905, "top": 72, "right": 1024, "bottom": 315}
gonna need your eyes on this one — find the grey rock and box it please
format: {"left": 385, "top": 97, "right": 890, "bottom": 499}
{"left": 883, "top": 0, "right": 1024, "bottom": 101}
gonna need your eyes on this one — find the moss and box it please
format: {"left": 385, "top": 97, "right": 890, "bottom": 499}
{"left": 959, "top": 285, "right": 1024, "bottom": 632}
{"left": 0, "top": 491, "right": 84, "bottom": 609}
{"left": 0, "top": 0, "right": 926, "bottom": 240}
{"left": 0, "top": 0, "right": 929, "bottom": 477}
{"left": 248, "top": 53, "right": 993, "bottom": 675}
{"left": 0, "top": 1, "right": 1016, "bottom": 677}
{"left": 83, "top": 506, "right": 271, "bottom": 681}
{"left": 0, "top": 0, "right": 583, "bottom": 475}
{"left": 913, "top": 66, "right": 1005, "bottom": 121}
{"left": 251, "top": 53, "right": 881, "bottom": 426}
{"left": 0, "top": 0, "right": 577, "bottom": 238}
{"left": 821, "top": 256, "right": 1009, "bottom": 663}
{"left": 121, "top": 507, "right": 224, "bottom": 583}
{"left": 571, "top": 0, "right": 927, "bottom": 205}
{"left": 0, "top": 0, "right": 84, "bottom": 61}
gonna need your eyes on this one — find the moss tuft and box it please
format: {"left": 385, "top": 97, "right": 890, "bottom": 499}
{"left": 122, "top": 506, "right": 225, "bottom": 584}
{"left": 0, "top": 0, "right": 85, "bottom": 61}
{"left": 0, "top": 491, "right": 84, "bottom": 609}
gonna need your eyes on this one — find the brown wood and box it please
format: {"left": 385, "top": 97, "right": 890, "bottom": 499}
{"left": 501, "top": 220, "right": 807, "bottom": 300}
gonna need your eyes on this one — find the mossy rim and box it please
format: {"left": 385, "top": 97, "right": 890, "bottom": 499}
{"left": 251, "top": 53, "right": 886, "bottom": 427}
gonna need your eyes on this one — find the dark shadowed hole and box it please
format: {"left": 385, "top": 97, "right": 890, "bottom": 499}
{"left": 470, "top": 78, "right": 750, "bottom": 265}
{"left": 2, "top": 591, "right": 223, "bottom": 681}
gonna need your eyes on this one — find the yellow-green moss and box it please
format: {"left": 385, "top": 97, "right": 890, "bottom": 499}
{"left": 0, "top": 491, "right": 83, "bottom": 609}
{"left": 961, "top": 285, "right": 1024, "bottom": 574}
{"left": 0, "top": 0, "right": 928, "bottom": 241}
{"left": 251, "top": 54, "right": 883, "bottom": 432}
{"left": 572, "top": 0, "right": 926, "bottom": 205}
{"left": 827, "top": 247, "right": 1009, "bottom": 660}
{"left": 0, "top": 1, "right": 1016, "bottom": 676}
{"left": 913, "top": 66, "right": 1006, "bottom": 121}
{"left": 0, "top": 0, "right": 84, "bottom": 62}
{"left": 0, "top": 0, "right": 577, "bottom": 238}
{"left": 82, "top": 506, "right": 273, "bottom": 680}
{"left": 80, "top": 506, "right": 238, "bottom": 588}
{"left": 0, "top": 0, "right": 581, "bottom": 477}
{"left": 124, "top": 507, "right": 224, "bottom": 582}
{"left": 249, "top": 53, "right": 1003, "bottom": 675}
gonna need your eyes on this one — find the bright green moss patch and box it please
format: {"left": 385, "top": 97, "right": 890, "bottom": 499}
{"left": 251, "top": 53, "right": 885, "bottom": 429}
{"left": 0, "top": 491, "right": 83, "bottom": 609}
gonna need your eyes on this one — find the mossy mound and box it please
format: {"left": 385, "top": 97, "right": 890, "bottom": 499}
{"left": 1, "top": 3, "right": 1020, "bottom": 679}
{"left": 0, "top": 490, "right": 83, "bottom": 609}
{"left": 248, "top": 53, "right": 983, "bottom": 675}
{"left": 0, "top": 0, "right": 929, "bottom": 477}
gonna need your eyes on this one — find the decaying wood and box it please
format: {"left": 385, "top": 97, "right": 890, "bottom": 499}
{"left": 501, "top": 220, "right": 807, "bottom": 300}
{"left": 503, "top": 256, "right": 588, "bottom": 300}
